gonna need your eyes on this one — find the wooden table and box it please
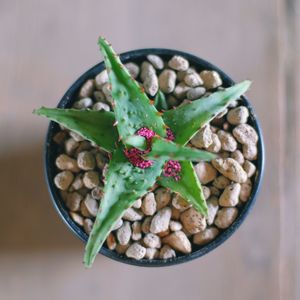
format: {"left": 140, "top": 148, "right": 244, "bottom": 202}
{"left": 0, "top": 0, "right": 299, "bottom": 299}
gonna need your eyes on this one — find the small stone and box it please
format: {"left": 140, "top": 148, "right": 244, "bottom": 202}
{"left": 186, "top": 87, "right": 206, "bottom": 100}
{"left": 95, "top": 70, "right": 108, "bottom": 89}
{"left": 206, "top": 133, "right": 222, "bottom": 153}
{"left": 112, "top": 218, "right": 123, "bottom": 231}
{"left": 117, "top": 221, "right": 132, "bottom": 245}
{"left": 202, "top": 186, "right": 211, "bottom": 200}
{"left": 158, "top": 69, "right": 177, "bottom": 93}
{"left": 190, "top": 125, "right": 213, "bottom": 148}
{"left": 69, "top": 212, "right": 83, "bottom": 226}
{"left": 143, "top": 73, "right": 159, "bottom": 96}
{"left": 125, "top": 62, "right": 140, "bottom": 79}
{"left": 206, "top": 197, "right": 219, "bottom": 225}
{"left": 74, "top": 141, "right": 91, "bottom": 156}
{"left": 93, "top": 90, "right": 106, "bottom": 102}
{"left": 231, "top": 150, "right": 245, "bottom": 165}
{"left": 132, "top": 198, "right": 142, "bottom": 209}
{"left": 243, "top": 143, "right": 258, "bottom": 161}
{"left": 150, "top": 207, "right": 172, "bottom": 234}
{"left": 145, "top": 248, "right": 159, "bottom": 260}
{"left": 212, "top": 158, "right": 248, "bottom": 183}
{"left": 122, "top": 207, "right": 143, "bottom": 222}
{"left": 143, "top": 233, "right": 161, "bottom": 248}
{"left": 140, "top": 61, "right": 156, "bottom": 81}
{"left": 142, "top": 216, "right": 152, "bottom": 234}
{"left": 217, "top": 130, "right": 238, "bottom": 152}
{"left": 155, "top": 188, "right": 172, "bottom": 210}
{"left": 126, "top": 243, "right": 146, "bottom": 260}
{"left": 168, "top": 55, "right": 189, "bottom": 71}
{"left": 147, "top": 54, "right": 164, "bottom": 69}
{"left": 184, "top": 72, "right": 203, "bottom": 87}
{"left": 199, "top": 70, "right": 222, "bottom": 89}
{"left": 240, "top": 179, "right": 252, "bottom": 202}
{"left": 194, "top": 162, "right": 217, "bottom": 184}
{"left": 102, "top": 82, "right": 113, "bottom": 103}
{"left": 159, "top": 245, "right": 176, "bottom": 259}
{"left": 77, "top": 151, "right": 96, "bottom": 170}
{"left": 213, "top": 176, "right": 230, "bottom": 190}
{"left": 215, "top": 208, "right": 238, "bottom": 229}
{"left": 95, "top": 152, "right": 108, "bottom": 170}
{"left": 55, "top": 154, "right": 79, "bottom": 173}
{"left": 131, "top": 221, "right": 142, "bottom": 241}
{"left": 219, "top": 183, "right": 241, "bottom": 207}
{"left": 69, "top": 131, "right": 84, "bottom": 142}
{"left": 172, "top": 194, "right": 191, "bottom": 211}
{"left": 80, "top": 194, "right": 99, "bottom": 217}
{"left": 79, "top": 79, "right": 95, "bottom": 98}
{"left": 227, "top": 106, "right": 249, "bottom": 125}
{"left": 157, "top": 229, "right": 170, "bottom": 238}
{"left": 71, "top": 174, "right": 83, "bottom": 190}
{"left": 141, "top": 192, "right": 157, "bottom": 216}
{"left": 177, "top": 68, "right": 195, "bottom": 81}
{"left": 82, "top": 171, "right": 100, "bottom": 189}
{"left": 171, "top": 207, "right": 181, "bottom": 220}
{"left": 83, "top": 218, "right": 93, "bottom": 235}
{"left": 232, "top": 124, "right": 258, "bottom": 145}
{"left": 243, "top": 160, "right": 256, "bottom": 178}
{"left": 91, "top": 186, "right": 103, "bottom": 200}
{"left": 180, "top": 207, "right": 207, "bottom": 234}
{"left": 162, "top": 231, "right": 192, "bottom": 254}
{"left": 210, "top": 186, "right": 221, "bottom": 197}
{"left": 73, "top": 97, "right": 93, "bottom": 109}
{"left": 64, "top": 138, "right": 79, "bottom": 156}
{"left": 193, "top": 227, "right": 219, "bottom": 245}
{"left": 92, "top": 101, "right": 110, "bottom": 111}
{"left": 173, "top": 82, "right": 190, "bottom": 99}
{"left": 54, "top": 171, "right": 74, "bottom": 191}
{"left": 115, "top": 243, "right": 131, "bottom": 254}
{"left": 169, "top": 220, "right": 183, "bottom": 231}
{"left": 66, "top": 192, "right": 82, "bottom": 211}
{"left": 106, "top": 233, "right": 117, "bottom": 250}
{"left": 53, "top": 131, "right": 67, "bottom": 144}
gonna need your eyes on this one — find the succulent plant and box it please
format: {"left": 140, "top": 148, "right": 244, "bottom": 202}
{"left": 34, "top": 37, "right": 251, "bottom": 267}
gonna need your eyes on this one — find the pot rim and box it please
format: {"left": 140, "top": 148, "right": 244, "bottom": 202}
{"left": 44, "top": 47, "right": 265, "bottom": 267}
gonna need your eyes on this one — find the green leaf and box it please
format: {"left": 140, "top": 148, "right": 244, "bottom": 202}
{"left": 124, "top": 135, "right": 147, "bottom": 150}
{"left": 34, "top": 107, "right": 118, "bottom": 152}
{"left": 98, "top": 37, "right": 166, "bottom": 141}
{"left": 163, "top": 81, "right": 251, "bottom": 145}
{"left": 146, "top": 137, "right": 216, "bottom": 162}
{"left": 154, "top": 90, "right": 168, "bottom": 111}
{"left": 159, "top": 161, "right": 208, "bottom": 216}
{"left": 84, "top": 148, "right": 165, "bottom": 267}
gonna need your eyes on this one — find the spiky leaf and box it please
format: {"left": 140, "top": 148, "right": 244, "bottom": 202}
{"left": 146, "top": 137, "right": 216, "bottom": 162}
{"left": 84, "top": 148, "right": 165, "bottom": 267}
{"left": 163, "top": 81, "right": 251, "bottom": 145}
{"left": 98, "top": 37, "right": 166, "bottom": 141}
{"left": 159, "top": 161, "right": 208, "bottom": 216}
{"left": 34, "top": 108, "right": 118, "bottom": 152}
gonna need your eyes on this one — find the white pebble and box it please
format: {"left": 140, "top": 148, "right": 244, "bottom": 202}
{"left": 168, "top": 55, "right": 189, "bottom": 71}
{"left": 126, "top": 243, "right": 146, "bottom": 260}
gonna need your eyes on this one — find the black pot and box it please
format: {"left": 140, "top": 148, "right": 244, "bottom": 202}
{"left": 44, "top": 48, "right": 265, "bottom": 267}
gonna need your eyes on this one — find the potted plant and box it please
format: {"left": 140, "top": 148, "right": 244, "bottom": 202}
{"left": 34, "top": 37, "right": 264, "bottom": 267}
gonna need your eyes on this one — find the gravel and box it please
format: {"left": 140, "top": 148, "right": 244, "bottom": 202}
{"left": 52, "top": 54, "right": 259, "bottom": 261}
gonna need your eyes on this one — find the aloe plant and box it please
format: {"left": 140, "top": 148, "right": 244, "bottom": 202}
{"left": 34, "top": 37, "right": 251, "bottom": 267}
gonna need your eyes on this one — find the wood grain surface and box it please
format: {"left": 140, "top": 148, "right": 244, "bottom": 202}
{"left": 0, "top": 0, "right": 298, "bottom": 299}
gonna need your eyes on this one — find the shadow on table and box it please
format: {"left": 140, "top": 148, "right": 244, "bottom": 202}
{"left": 0, "top": 142, "right": 80, "bottom": 253}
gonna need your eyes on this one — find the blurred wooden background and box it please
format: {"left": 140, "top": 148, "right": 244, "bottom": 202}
{"left": 0, "top": 0, "right": 299, "bottom": 299}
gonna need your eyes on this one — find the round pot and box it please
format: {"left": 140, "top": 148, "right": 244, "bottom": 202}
{"left": 44, "top": 48, "right": 265, "bottom": 267}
